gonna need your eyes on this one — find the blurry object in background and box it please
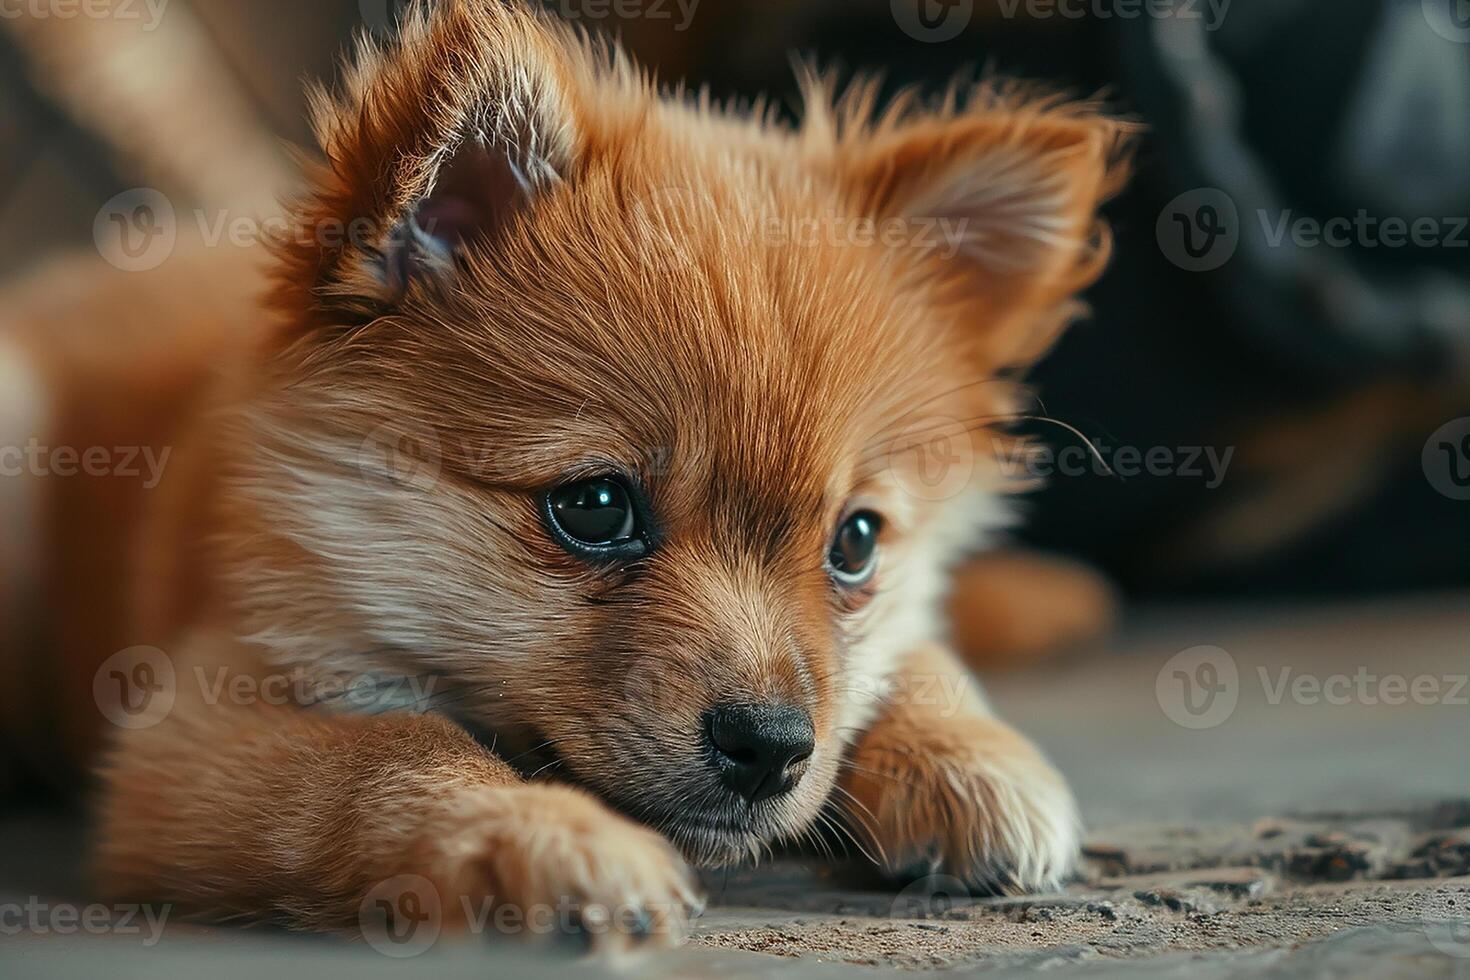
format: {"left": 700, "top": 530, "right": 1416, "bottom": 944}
{"left": 0, "top": 0, "right": 352, "bottom": 275}
{"left": 1, "top": 0, "right": 297, "bottom": 223}
{"left": 947, "top": 550, "right": 1118, "bottom": 670}
{"left": 1124, "top": 0, "right": 1470, "bottom": 382}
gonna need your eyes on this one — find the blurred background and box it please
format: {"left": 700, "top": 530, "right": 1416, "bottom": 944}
{"left": 3, "top": 0, "right": 1468, "bottom": 606}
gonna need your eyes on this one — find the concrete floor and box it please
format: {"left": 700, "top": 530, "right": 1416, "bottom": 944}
{"left": 4, "top": 594, "right": 1469, "bottom": 976}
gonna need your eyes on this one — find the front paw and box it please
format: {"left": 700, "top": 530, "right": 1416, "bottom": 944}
{"left": 842, "top": 719, "right": 1080, "bottom": 894}
{"left": 393, "top": 785, "right": 702, "bottom": 951}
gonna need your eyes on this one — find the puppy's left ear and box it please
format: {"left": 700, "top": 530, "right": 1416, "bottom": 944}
{"left": 828, "top": 89, "right": 1136, "bottom": 368}
{"left": 273, "top": 0, "right": 588, "bottom": 328}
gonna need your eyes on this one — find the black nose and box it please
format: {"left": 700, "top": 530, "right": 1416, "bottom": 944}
{"left": 704, "top": 702, "right": 815, "bottom": 804}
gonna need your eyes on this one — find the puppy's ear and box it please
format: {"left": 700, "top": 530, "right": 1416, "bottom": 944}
{"left": 273, "top": 0, "right": 585, "bottom": 327}
{"left": 822, "top": 84, "right": 1135, "bottom": 369}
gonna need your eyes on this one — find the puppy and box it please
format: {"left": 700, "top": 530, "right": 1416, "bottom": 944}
{"left": 2, "top": 0, "right": 1131, "bottom": 948}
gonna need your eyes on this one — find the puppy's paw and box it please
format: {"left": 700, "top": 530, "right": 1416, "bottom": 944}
{"left": 420, "top": 784, "right": 702, "bottom": 950}
{"left": 842, "top": 719, "right": 1079, "bottom": 894}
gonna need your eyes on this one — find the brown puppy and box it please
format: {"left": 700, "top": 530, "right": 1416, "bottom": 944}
{"left": 1, "top": 0, "right": 1131, "bottom": 948}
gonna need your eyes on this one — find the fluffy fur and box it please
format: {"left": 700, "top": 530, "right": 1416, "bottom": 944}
{"left": 3, "top": 0, "right": 1132, "bottom": 949}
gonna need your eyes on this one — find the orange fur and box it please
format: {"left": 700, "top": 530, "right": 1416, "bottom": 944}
{"left": 2, "top": 0, "right": 1133, "bottom": 946}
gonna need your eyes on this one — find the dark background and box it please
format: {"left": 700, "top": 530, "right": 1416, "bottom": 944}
{"left": 3, "top": 0, "right": 1468, "bottom": 600}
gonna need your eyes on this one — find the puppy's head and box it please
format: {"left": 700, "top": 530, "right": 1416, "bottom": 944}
{"left": 231, "top": 0, "right": 1130, "bottom": 864}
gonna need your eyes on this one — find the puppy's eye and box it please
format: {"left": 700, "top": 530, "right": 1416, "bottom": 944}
{"left": 543, "top": 477, "right": 646, "bottom": 559}
{"left": 829, "top": 511, "right": 882, "bottom": 586}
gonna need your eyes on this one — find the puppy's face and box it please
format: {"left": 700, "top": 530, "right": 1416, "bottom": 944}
{"left": 231, "top": 1, "right": 1128, "bottom": 864}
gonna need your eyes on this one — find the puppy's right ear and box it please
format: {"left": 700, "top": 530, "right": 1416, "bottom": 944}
{"left": 272, "top": 0, "right": 586, "bottom": 328}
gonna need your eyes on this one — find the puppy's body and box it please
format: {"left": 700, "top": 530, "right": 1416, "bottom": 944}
{"left": 2, "top": 0, "right": 1130, "bottom": 945}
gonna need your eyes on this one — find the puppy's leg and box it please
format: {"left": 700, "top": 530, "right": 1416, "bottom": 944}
{"left": 96, "top": 645, "right": 700, "bottom": 947}
{"left": 839, "top": 645, "right": 1079, "bottom": 893}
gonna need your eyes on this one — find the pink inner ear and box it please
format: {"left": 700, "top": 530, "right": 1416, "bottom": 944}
{"left": 412, "top": 137, "right": 533, "bottom": 251}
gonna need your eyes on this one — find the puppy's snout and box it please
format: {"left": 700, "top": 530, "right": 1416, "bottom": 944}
{"left": 704, "top": 702, "right": 815, "bottom": 804}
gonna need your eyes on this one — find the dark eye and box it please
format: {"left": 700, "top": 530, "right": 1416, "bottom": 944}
{"left": 543, "top": 477, "right": 647, "bottom": 560}
{"left": 829, "top": 511, "right": 882, "bottom": 586}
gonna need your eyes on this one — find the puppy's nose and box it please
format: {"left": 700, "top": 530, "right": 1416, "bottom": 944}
{"left": 704, "top": 702, "right": 815, "bottom": 804}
